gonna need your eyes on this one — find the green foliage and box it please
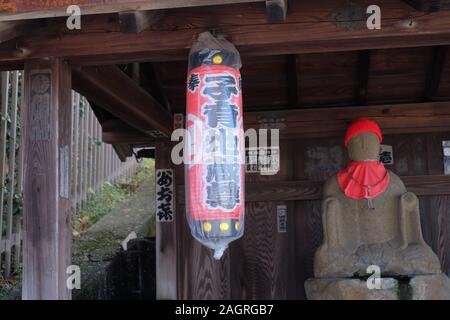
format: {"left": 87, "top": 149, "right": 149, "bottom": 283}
{"left": 1, "top": 180, "right": 23, "bottom": 237}
{"left": 0, "top": 270, "right": 21, "bottom": 300}
{"left": 72, "top": 158, "right": 154, "bottom": 232}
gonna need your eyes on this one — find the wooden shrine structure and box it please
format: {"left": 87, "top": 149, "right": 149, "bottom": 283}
{"left": 1, "top": 0, "right": 450, "bottom": 299}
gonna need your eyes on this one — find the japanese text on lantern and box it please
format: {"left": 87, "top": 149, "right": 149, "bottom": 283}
{"left": 200, "top": 72, "right": 241, "bottom": 212}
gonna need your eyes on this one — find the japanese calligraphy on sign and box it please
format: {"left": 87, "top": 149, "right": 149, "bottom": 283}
{"left": 379, "top": 144, "right": 394, "bottom": 165}
{"left": 246, "top": 146, "right": 280, "bottom": 175}
{"left": 156, "top": 169, "right": 174, "bottom": 222}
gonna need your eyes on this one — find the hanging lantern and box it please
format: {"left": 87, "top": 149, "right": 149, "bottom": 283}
{"left": 185, "top": 32, "right": 245, "bottom": 259}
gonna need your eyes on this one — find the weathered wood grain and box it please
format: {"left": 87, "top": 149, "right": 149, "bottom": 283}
{"left": 427, "top": 195, "right": 449, "bottom": 273}
{"left": 72, "top": 65, "right": 173, "bottom": 137}
{"left": 0, "top": 0, "right": 264, "bottom": 20}
{"left": 155, "top": 142, "right": 178, "bottom": 299}
{"left": 3, "top": 1, "right": 450, "bottom": 66}
{"left": 231, "top": 201, "right": 290, "bottom": 299}
{"left": 118, "top": 10, "right": 163, "bottom": 33}
{"left": 178, "top": 213, "right": 231, "bottom": 299}
{"left": 175, "top": 174, "right": 450, "bottom": 203}
{"left": 245, "top": 101, "right": 450, "bottom": 139}
{"left": 22, "top": 58, "right": 72, "bottom": 300}
{"left": 404, "top": 0, "right": 450, "bottom": 11}
{"left": 265, "top": 0, "right": 287, "bottom": 23}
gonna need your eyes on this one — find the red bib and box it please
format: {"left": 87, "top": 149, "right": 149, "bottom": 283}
{"left": 337, "top": 161, "right": 390, "bottom": 200}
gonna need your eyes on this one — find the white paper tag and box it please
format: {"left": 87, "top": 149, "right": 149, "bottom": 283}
{"left": 245, "top": 146, "right": 280, "bottom": 175}
{"left": 443, "top": 141, "right": 450, "bottom": 175}
{"left": 277, "top": 205, "right": 287, "bottom": 233}
{"left": 379, "top": 144, "right": 394, "bottom": 165}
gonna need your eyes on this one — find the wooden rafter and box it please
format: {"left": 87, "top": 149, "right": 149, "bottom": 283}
{"left": 0, "top": 0, "right": 265, "bottom": 21}
{"left": 176, "top": 175, "right": 450, "bottom": 202}
{"left": 144, "top": 63, "right": 172, "bottom": 113}
{"left": 424, "top": 46, "right": 447, "bottom": 100}
{"left": 72, "top": 65, "right": 173, "bottom": 137}
{"left": 118, "top": 10, "right": 163, "bottom": 33}
{"left": 286, "top": 54, "right": 299, "bottom": 108}
{"left": 112, "top": 143, "right": 133, "bottom": 161}
{"left": 2, "top": 1, "right": 450, "bottom": 68}
{"left": 403, "top": 0, "right": 450, "bottom": 11}
{"left": 244, "top": 101, "right": 450, "bottom": 139}
{"left": 102, "top": 119, "right": 158, "bottom": 144}
{"left": 87, "top": 101, "right": 140, "bottom": 160}
{"left": 102, "top": 100, "right": 450, "bottom": 145}
{"left": 0, "top": 19, "right": 46, "bottom": 43}
{"left": 265, "top": 0, "right": 287, "bottom": 23}
{"left": 355, "top": 50, "right": 371, "bottom": 105}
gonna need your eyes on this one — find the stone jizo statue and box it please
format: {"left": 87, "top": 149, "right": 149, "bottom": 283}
{"left": 306, "top": 118, "right": 450, "bottom": 300}
{"left": 315, "top": 118, "right": 441, "bottom": 277}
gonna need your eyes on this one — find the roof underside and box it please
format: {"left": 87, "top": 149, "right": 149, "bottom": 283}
{"left": 158, "top": 46, "right": 450, "bottom": 113}
{"left": 2, "top": 0, "right": 450, "bottom": 159}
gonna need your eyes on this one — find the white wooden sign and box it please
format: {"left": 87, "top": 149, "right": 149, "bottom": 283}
{"left": 379, "top": 144, "right": 394, "bottom": 165}
{"left": 245, "top": 146, "right": 280, "bottom": 175}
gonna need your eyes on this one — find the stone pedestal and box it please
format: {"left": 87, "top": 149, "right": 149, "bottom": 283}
{"left": 305, "top": 274, "right": 450, "bottom": 300}
{"left": 410, "top": 274, "right": 450, "bottom": 300}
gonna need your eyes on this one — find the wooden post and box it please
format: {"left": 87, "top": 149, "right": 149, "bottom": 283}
{"left": 0, "top": 71, "right": 10, "bottom": 269}
{"left": 22, "top": 58, "right": 72, "bottom": 300}
{"left": 72, "top": 93, "right": 80, "bottom": 208}
{"left": 156, "top": 141, "right": 178, "bottom": 299}
{"left": 82, "top": 100, "right": 89, "bottom": 206}
{"left": 95, "top": 121, "right": 101, "bottom": 190}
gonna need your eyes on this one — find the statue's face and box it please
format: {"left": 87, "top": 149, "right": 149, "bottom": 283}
{"left": 347, "top": 132, "right": 380, "bottom": 161}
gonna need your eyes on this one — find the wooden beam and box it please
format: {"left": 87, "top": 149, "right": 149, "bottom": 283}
{"left": 424, "top": 46, "right": 447, "bottom": 100}
{"left": 286, "top": 54, "right": 299, "bottom": 108}
{"left": 136, "top": 62, "right": 172, "bottom": 113}
{"left": 266, "top": 0, "right": 287, "bottom": 23}
{"left": 103, "top": 100, "right": 450, "bottom": 144}
{"left": 0, "top": 0, "right": 265, "bottom": 21}
{"left": 176, "top": 175, "right": 450, "bottom": 203}
{"left": 0, "top": 19, "right": 46, "bottom": 43}
{"left": 3, "top": 1, "right": 450, "bottom": 67}
{"left": 355, "top": 50, "right": 371, "bottom": 105}
{"left": 22, "top": 58, "right": 72, "bottom": 300}
{"left": 403, "top": 0, "right": 450, "bottom": 11}
{"left": 102, "top": 119, "right": 158, "bottom": 144}
{"left": 245, "top": 101, "right": 450, "bottom": 139}
{"left": 95, "top": 100, "right": 450, "bottom": 145}
{"left": 72, "top": 65, "right": 173, "bottom": 137}
{"left": 245, "top": 175, "right": 450, "bottom": 202}
{"left": 112, "top": 143, "right": 133, "bottom": 161}
{"left": 118, "top": 10, "right": 163, "bottom": 33}
{"left": 131, "top": 62, "right": 140, "bottom": 83}
{"left": 150, "top": 63, "right": 172, "bottom": 113}
{"left": 246, "top": 175, "right": 450, "bottom": 201}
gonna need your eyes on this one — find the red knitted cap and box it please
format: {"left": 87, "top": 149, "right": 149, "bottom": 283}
{"left": 344, "top": 118, "right": 382, "bottom": 148}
